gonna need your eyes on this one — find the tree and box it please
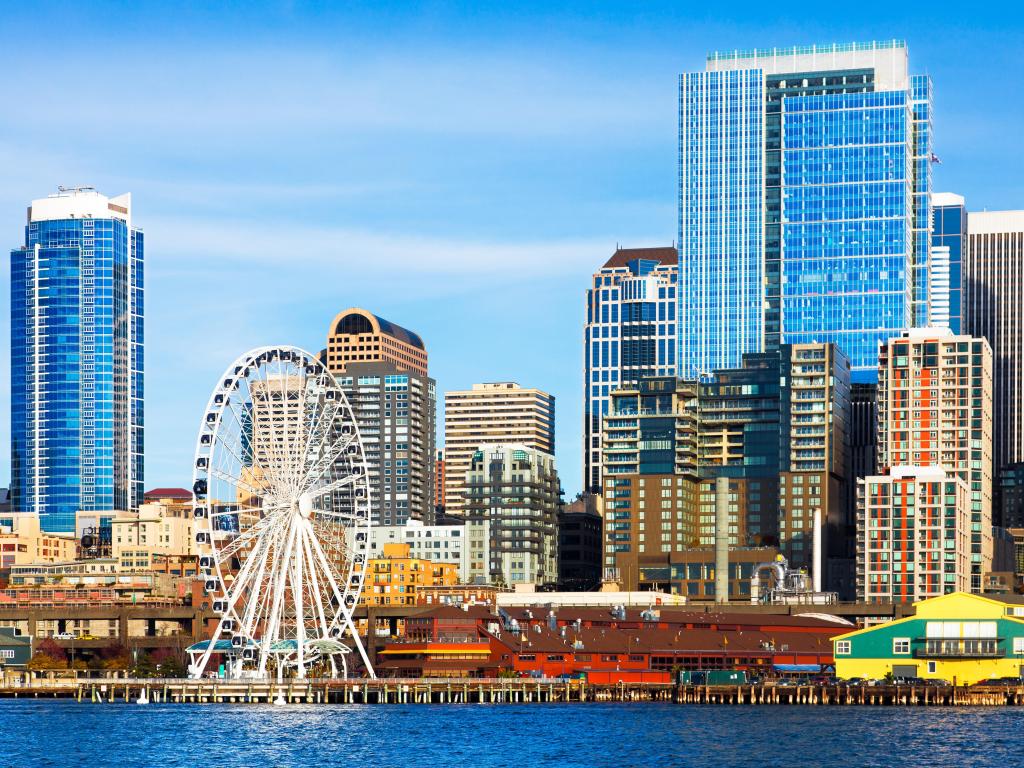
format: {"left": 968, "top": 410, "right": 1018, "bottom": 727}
{"left": 35, "top": 638, "right": 66, "bottom": 662}
{"left": 26, "top": 652, "right": 66, "bottom": 671}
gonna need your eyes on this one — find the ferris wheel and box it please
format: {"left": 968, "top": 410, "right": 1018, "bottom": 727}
{"left": 187, "top": 346, "right": 374, "bottom": 680}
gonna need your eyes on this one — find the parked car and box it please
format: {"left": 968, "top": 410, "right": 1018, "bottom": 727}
{"left": 975, "top": 677, "right": 1022, "bottom": 686}
{"left": 78, "top": 634, "right": 100, "bottom": 641}
{"left": 54, "top": 632, "right": 74, "bottom": 640}
{"left": 924, "top": 678, "right": 951, "bottom": 687}
{"left": 893, "top": 676, "right": 926, "bottom": 686}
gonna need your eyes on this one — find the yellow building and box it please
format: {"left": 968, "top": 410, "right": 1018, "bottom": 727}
{"left": 833, "top": 592, "right": 1024, "bottom": 685}
{"left": 361, "top": 543, "right": 458, "bottom": 607}
{"left": 0, "top": 514, "right": 77, "bottom": 568}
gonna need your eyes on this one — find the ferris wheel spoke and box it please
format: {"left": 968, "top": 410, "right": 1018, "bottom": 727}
{"left": 223, "top": 393, "right": 284, "bottom": 494}
{"left": 299, "top": 431, "right": 356, "bottom": 495}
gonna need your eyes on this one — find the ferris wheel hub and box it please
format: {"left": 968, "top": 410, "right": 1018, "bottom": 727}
{"left": 297, "top": 492, "right": 314, "bottom": 519}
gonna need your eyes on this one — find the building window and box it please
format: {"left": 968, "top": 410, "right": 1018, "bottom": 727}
{"left": 835, "top": 641, "right": 851, "bottom": 655}
{"left": 1014, "top": 638, "right": 1024, "bottom": 655}
{"left": 893, "top": 638, "right": 910, "bottom": 655}
{"left": 927, "top": 661, "right": 936, "bottom": 674}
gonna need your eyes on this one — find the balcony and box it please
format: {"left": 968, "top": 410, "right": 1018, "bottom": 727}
{"left": 914, "top": 639, "right": 1005, "bottom": 658}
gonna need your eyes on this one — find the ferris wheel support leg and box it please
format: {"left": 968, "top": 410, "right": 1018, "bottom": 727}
{"left": 346, "top": 613, "right": 376, "bottom": 679}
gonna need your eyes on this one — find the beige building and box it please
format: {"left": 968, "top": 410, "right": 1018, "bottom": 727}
{"left": 877, "top": 328, "right": 994, "bottom": 592}
{"left": 0, "top": 514, "right": 77, "bottom": 568}
{"left": 111, "top": 499, "right": 196, "bottom": 572}
{"left": 443, "top": 382, "right": 555, "bottom": 514}
{"left": 325, "top": 307, "right": 428, "bottom": 376}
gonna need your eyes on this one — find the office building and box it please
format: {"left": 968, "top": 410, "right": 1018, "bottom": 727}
{"left": 876, "top": 329, "right": 994, "bottom": 591}
{"left": 10, "top": 187, "right": 144, "bottom": 532}
{"left": 856, "top": 467, "right": 971, "bottom": 603}
{"left": 0, "top": 514, "right": 77, "bottom": 568}
{"left": 558, "top": 494, "right": 602, "bottom": 591}
{"left": 930, "top": 193, "right": 966, "bottom": 333}
{"left": 325, "top": 306, "right": 428, "bottom": 376}
{"left": 679, "top": 40, "right": 931, "bottom": 381}
{"left": 464, "top": 445, "right": 560, "bottom": 588}
{"left": 584, "top": 246, "right": 677, "bottom": 492}
{"left": 435, "top": 451, "right": 446, "bottom": 513}
{"left": 443, "top": 383, "right": 554, "bottom": 515}
{"left": 964, "top": 210, "right": 1024, "bottom": 476}
{"left": 325, "top": 309, "right": 435, "bottom": 526}
{"left": 998, "top": 464, "right": 1024, "bottom": 529}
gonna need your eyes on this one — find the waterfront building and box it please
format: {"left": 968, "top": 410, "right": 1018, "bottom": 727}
{"left": 0, "top": 514, "right": 77, "bottom": 568}
{"left": 326, "top": 309, "right": 435, "bottom": 526}
{"left": 584, "top": 246, "right": 678, "bottom": 492}
{"left": 324, "top": 306, "right": 427, "bottom": 376}
{"left": 463, "top": 445, "right": 560, "bottom": 588}
{"left": 360, "top": 542, "right": 458, "bottom": 608}
{"left": 930, "top": 193, "right": 966, "bottom": 333}
{"left": 10, "top": 187, "right": 144, "bottom": 532}
{"left": 876, "top": 329, "right": 994, "bottom": 591}
{"left": 679, "top": 40, "right": 931, "bottom": 382}
{"left": 964, "top": 210, "right": 1024, "bottom": 485}
{"left": 443, "top": 383, "right": 554, "bottom": 515}
{"left": 833, "top": 592, "right": 1024, "bottom": 685}
{"left": 856, "top": 466, "right": 972, "bottom": 603}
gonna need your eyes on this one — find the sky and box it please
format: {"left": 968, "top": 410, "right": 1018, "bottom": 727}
{"left": 0, "top": 1, "right": 1021, "bottom": 499}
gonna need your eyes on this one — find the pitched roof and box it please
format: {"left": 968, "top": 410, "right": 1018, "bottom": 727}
{"left": 602, "top": 246, "right": 677, "bottom": 270}
{"left": 143, "top": 488, "right": 192, "bottom": 500}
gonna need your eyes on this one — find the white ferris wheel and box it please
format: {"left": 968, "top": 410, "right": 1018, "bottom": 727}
{"left": 187, "top": 346, "right": 374, "bottom": 680}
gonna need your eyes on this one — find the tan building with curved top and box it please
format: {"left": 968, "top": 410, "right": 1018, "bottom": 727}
{"left": 326, "top": 307, "right": 428, "bottom": 376}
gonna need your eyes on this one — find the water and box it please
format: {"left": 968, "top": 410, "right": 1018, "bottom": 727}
{"left": 0, "top": 700, "right": 1020, "bottom": 767}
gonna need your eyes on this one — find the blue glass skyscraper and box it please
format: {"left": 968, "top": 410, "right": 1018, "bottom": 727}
{"left": 584, "top": 247, "right": 677, "bottom": 491}
{"left": 10, "top": 187, "right": 143, "bottom": 532}
{"left": 679, "top": 41, "right": 932, "bottom": 382}
{"left": 930, "top": 192, "right": 965, "bottom": 333}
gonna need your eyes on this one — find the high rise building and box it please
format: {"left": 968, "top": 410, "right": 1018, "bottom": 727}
{"left": 930, "top": 193, "right": 966, "bottom": 333}
{"left": 325, "top": 309, "right": 435, "bottom": 526}
{"left": 434, "top": 450, "right": 446, "bottom": 513}
{"left": 325, "top": 307, "right": 428, "bottom": 376}
{"left": 10, "top": 187, "right": 144, "bottom": 532}
{"left": 964, "top": 210, "right": 1024, "bottom": 474}
{"left": 876, "top": 329, "right": 994, "bottom": 591}
{"left": 679, "top": 40, "right": 931, "bottom": 382}
{"left": 463, "top": 444, "right": 560, "bottom": 588}
{"left": 601, "top": 343, "right": 851, "bottom": 594}
{"left": 857, "top": 466, "right": 971, "bottom": 603}
{"left": 443, "top": 382, "right": 554, "bottom": 514}
{"left": 584, "top": 246, "right": 677, "bottom": 492}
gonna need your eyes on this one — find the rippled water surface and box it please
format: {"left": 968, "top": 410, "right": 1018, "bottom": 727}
{"left": 1, "top": 699, "right": 1021, "bottom": 767}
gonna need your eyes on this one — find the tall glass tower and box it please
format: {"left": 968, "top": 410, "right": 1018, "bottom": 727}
{"left": 679, "top": 41, "right": 932, "bottom": 382}
{"left": 584, "top": 247, "right": 677, "bottom": 492}
{"left": 10, "top": 187, "right": 144, "bottom": 532}
{"left": 930, "top": 192, "right": 966, "bottom": 334}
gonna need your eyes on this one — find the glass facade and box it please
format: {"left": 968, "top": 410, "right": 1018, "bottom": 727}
{"left": 678, "top": 69, "right": 764, "bottom": 378}
{"left": 680, "top": 41, "right": 931, "bottom": 384}
{"left": 584, "top": 250, "right": 677, "bottom": 491}
{"left": 930, "top": 193, "right": 965, "bottom": 334}
{"left": 10, "top": 189, "right": 143, "bottom": 532}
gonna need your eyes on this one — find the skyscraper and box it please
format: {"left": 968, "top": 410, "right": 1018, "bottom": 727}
{"left": 325, "top": 308, "right": 435, "bottom": 526}
{"left": 584, "top": 246, "right": 677, "bottom": 492}
{"left": 10, "top": 187, "right": 143, "bottom": 533}
{"left": 443, "top": 382, "right": 554, "bottom": 515}
{"left": 930, "top": 193, "right": 966, "bottom": 333}
{"left": 876, "top": 329, "right": 994, "bottom": 591}
{"left": 679, "top": 41, "right": 932, "bottom": 382}
{"left": 964, "top": 210, "right": 1024, "bottom": 474}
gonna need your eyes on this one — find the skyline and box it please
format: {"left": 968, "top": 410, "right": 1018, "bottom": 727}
{"left": 2, "top": 3, "right": 1023, "bottom": 498}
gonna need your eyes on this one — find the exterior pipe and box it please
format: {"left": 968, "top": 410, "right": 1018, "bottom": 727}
{"left": 813, "top": 508, "right": 822, "bottom": 593}
{"left": 715, "top": 476, "right": 729, "bottom": 604}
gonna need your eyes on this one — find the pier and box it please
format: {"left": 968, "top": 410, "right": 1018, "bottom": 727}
{"left": 3, "top": 678, "right": 1024, "bottom": 706}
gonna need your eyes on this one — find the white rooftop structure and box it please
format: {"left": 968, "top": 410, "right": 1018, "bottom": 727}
{"left": 28, "top": 187, "right": 132, "bottom": 225}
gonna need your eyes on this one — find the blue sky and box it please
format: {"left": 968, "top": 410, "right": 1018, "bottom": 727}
{"left": 1, "top": 1, "right": 1021, "bottom": 498}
